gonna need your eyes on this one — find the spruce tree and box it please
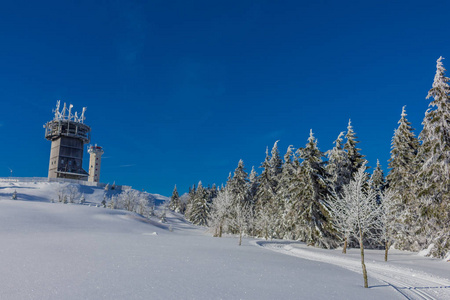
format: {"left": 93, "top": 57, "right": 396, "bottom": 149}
{"left": 255, "top": 148, "right": 277, "bottom": 239}
{"left": 417, "top": 56, "right": 450, "bottom": 258}
{"left": 296, "top": 130, "right": 337, "bottom": 248}
{"left": 169, "top": 185, "right": 181, "bottom": 212}
{"left": 276, "top": 145, "right": 295, "bottom": 238}
{"left": 326, "top": 132, "right": 352, "bottom": 193}
{"left": 344, "top": 120, "right": 365, "bottom": 174}
{"left": 228, "top": 160, "right": 249, "bottom": 207}
{"left": 369, "top": 159, "right": 385, "bottom": 201}
{"left": 187, "top": 182, "right": 210, "bottom": 226}
{"left": 386, "top": 106, "right": 420, "bottom": 251}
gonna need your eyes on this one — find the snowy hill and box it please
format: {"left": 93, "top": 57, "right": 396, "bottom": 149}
{"left": 0, "top": 180, "right": 449, "bottom": 299}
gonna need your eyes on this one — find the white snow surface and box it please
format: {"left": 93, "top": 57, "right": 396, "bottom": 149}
{"left": 1, "top": 181, "right": 449, "bottom": 299}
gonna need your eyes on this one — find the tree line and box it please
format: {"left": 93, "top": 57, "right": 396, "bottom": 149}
{"left": 169, "top": 57, "right": 450, "bottom": 261}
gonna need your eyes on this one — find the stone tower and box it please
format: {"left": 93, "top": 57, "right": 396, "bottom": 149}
{"left": 44, "top": 101, "right": 90, "bottom": 180}
{"left": 88, "top": 145, "right": 104, "bottom": 182}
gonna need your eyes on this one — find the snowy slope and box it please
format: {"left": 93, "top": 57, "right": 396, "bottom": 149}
{"left": 0, "top": 181, "right": 448, "bottom": 299}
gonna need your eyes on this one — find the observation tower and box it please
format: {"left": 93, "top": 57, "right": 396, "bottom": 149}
{"left": 44, "top": 101, "right": 91, "bottom": 180}
{"left": 88, "top": 145, "right": 104, "bottom": 183}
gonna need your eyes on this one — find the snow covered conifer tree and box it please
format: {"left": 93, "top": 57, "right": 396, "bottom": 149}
{"left": 326, "top": 132, "right": 352, "bottom": 194}
{"left": 386, "top": 106, "right": 420, "bottom": 250}
{"left": 169, "top": 185, "right": 181, "bottom": 212}
{"left": 344, "top": 120, "right": 365, "bottom": 175}
{"left": 416, "top": 56, "right": 450, "bottom": 258}
{"left": 296, "top": 130, "right": 336, "bottom": 248}
{"left": 277, "top": 145, "right": 295, "bottom": 238}
{"left": 187, "top": 182, "right": 210, "bottom": 226}
{"left": 228, "top": 160, "right": 249, "bottom": 207}
{"left": 269, "top": 141, "right": 283, "bottom": 180}
{"left": 255, "top": 149, "right": 277, "bottom": 240}
{"left": 369, "top": 160, "right": 385, "bottom": 202}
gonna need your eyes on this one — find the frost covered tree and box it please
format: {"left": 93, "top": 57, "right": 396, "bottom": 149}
{"left": 326, "top": 132, "right": 352, "bottom": 193}
{"left": 369, "top": 159, "right": 385, "bottom": 201}
{"left": 169, "top": 185, "right": 181, "bottom": 212}
{"left": 277, "top": 145, "right": 295, "bottom": 238}
{"left": 295, "top": 130, "right": 336, "bottom": 248}
{"left": 344, "top": 120, "right": 365, "bottom": 175}
{"left": 269, "top": 140, "right": 283, "bottom": 181}
{"left": 227, "top": 160, "right": 249, "bottom": 207}
{"left": 64, "top": 184, "right": 80, "bottom": 204}
{"left": 416, "top": 56, "right": 450, "bottom": 258}
{"left": 117, "top": 189, "right": 140, "bottom": 212}
{"left": 254, "top": 148, "right": 278, "bottom": 239}
{"left": 209, "top": 187, "right": 233, "bottom": 237}
{"left": 378, "top": 190, "right": 399, "bottom": 262}
{"left": 329, "top": 163, "right": 381, "bottom": 288}
{"left": 186, "top": 182, "right": 210, "bottom": 226}
{"left": 386, "top": 106, "right": 420, "bottom": 250}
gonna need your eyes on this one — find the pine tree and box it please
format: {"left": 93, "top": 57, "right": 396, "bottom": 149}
{"left": 169, "top": 185, "right": 181, "bottom": 212}
{"left": 269, "top": 140, "right": 283, "bottom": 180}
{"left": 187, "top": 182, "right": 210, "bottom": 226}
{"left": 228, "top": 160, "right": 249, "bottom": 207}
{"left": 277, "top": 145, "right": 295, "bottom": 238}
{"left": 386, "top": 106, "right": 420, "bottom": 251}
{"left": 369, "top": 159, "right": 385, "bottom": 201}
{"left": 255, "top": 148, "right": 277, "bottom": 240}
{"left": 326, "top": 132, "right": 352, "bottom": 193}
{"left": 344, "top": 120, "right": 365, "bottom": 175}
{"left": 416, "top": 56, "right": 450, "bottom": 258}
{"left": 296, "top": 130, "right": 337, "bottom": 248}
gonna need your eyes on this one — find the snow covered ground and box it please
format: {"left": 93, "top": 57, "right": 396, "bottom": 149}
{"left": 0, "top": 181, "right": 449, "bottom": 299}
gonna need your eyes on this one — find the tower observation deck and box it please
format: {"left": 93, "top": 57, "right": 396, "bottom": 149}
{"left": 44, "top": 101, "right": 91, "bottom": 180}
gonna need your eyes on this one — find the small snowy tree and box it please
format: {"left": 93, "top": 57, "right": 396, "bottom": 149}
{"left": 12, "top": 190, "right": 17, "bottom": 200}
{"left": 378, "top": 190, "right": 400, "bottom": 261}
{"left": 66, "top": 184, "right": 80, "bottom": 204}
{"left": 329, "top": 163, "right": 381, "bottom": 288}
{"left": 80, "top": 193, "right": 86, "bottom": 204}
{"left": 209, "top": 188, "right": 233, "bottom": 237}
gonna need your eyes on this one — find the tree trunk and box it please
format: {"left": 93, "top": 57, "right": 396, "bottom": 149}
{"left": 384, "top": 240, "right": 390, "bottom": 262}
{"left": 239, "top": 230, "right": 242, "bottom": 246}
{"left": 219, "top": 222, "right": 223, "bottom": 238}
{"left": 342, "top": 237, "right": 348, "bottom": 254}
{"left": 359, "top": 230, "right": 368, "bottom": 288}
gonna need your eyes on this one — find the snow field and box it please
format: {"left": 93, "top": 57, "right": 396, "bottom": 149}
{"left": 0, "top": 181, "right": 448, "bottom": 299}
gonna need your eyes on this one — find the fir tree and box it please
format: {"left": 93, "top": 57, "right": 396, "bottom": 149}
{"left": 369, "top": 159, "right": 385, "bottom": 201}
{"left": 295, "top": 130, "right": 337, "bottom": 248}
{"left": 386, "top": 106, "right": 420, "bottom": 251}
{"left": 169, "top": 185, "right": 181, "bottom": 212}
{"left": 326, "top": 132, "right": 352, "bottom": 193}
{"left": 344, "top": 120, "right": 365, "bottom": 174}
{"left": 417, "top": 56, "right": 450, "bottom": 258}
{"left": 228, "top": 160, "right": 249, "bottom": 207}
{"left": 187, "top": 182, "right": 210, "bottom": 226}
{"left": 277, "top": 145, "right": 295, "bottom": 238}
{"left": 255, "top": 148, "right": 277, "bottom": 240}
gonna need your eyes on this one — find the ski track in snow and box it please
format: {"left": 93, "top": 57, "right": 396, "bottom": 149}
{"left": 255, "top": 241, "right": 450, "bottom": 300}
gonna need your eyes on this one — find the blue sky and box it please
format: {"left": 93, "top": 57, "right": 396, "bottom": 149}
{"left": 0, "top": 0, "right": 449, "bottom": 196}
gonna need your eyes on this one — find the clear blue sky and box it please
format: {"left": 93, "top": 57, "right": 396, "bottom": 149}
{"left": 0, "top": 0, "right": 449, "bottom": 196}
